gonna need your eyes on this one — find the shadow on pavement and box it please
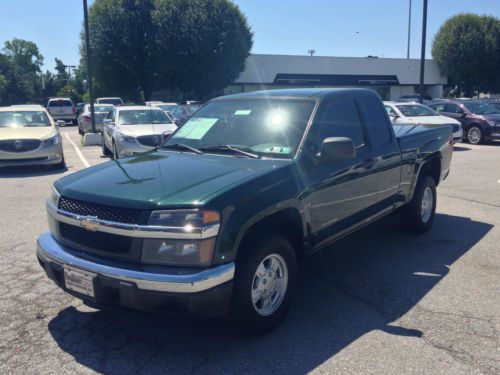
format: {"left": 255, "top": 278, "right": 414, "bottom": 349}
{"left": 48, "top": 213, "right": 492, "bottom": 374}
{"left": 0, "top": 164, "right": 67, "bottom": 178}
{"left": 453, "top": 146, "right": 471, "bottom": 152}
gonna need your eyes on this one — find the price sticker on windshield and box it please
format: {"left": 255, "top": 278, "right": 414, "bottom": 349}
{"left": 174, "top": 118, "right": 218, "bottom": 139}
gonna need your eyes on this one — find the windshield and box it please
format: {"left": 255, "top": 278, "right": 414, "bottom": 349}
{"left": 164, "top": 98, "right": 316, "bottom": 158}
{"left": 88, "top": 104, "right": 114, "bottom": 112}
{"left": 118, "top": 109, "right": 173, "bottom": 125}
{"left": 48, "top": 99, "right": 72, "bottom": 107}
{"left": 463, "top": 102, "right": 499, "bottom": 114}
{"left": 99, "top": 98, "right": 122, "bottom": 106}
{"left": 157, "top": 104, "right": 176, "bottom": 112}
{"left": 0, "top": 111, "right": 51, "bottom": 127}
{"left": 396, "top": 104, "right": 437, "bottom": 117}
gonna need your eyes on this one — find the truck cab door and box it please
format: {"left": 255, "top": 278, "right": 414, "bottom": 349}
{"left": 360, "top": 94, "right": 403, "bottom": 210}
{"left": 304, "top": 94, "right": 378, "bottom": 249}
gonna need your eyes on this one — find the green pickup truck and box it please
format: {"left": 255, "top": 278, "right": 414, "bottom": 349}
{"left": 37, "top": 88, "right": 453, "bottom": 331}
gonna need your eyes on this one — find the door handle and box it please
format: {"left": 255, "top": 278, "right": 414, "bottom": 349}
{"left": 361, "top": 158, "right": 376, "bottom": 169}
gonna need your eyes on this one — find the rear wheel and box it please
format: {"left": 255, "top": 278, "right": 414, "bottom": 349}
{"left": 400, "top": 175, "right": 436, "bottom": 233}
{"left": 467, "top": 126, "right": 483, "bottom": 145}
{"left": 231, "top": 235, "right": 297, "bottom": 333}
{"left": 78, "top": 123, "right": 83, "bottom": 135}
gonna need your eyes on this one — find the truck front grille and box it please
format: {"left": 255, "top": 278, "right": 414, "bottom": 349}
{"left": 59, "top": 222, "right": 136, "bottom": 256}
{"left": 137, "top": 134, "right": 166, "bottom": 147}
{"left": 0, "top": 139, "right": 41, "bottom": 153}
{"left": 58, "top": 197, "right": 143, "bottom": 224}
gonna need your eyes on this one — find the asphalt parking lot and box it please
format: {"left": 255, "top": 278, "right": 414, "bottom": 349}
{"left": 0, "top": 127, "right": 499, "bottom": 374}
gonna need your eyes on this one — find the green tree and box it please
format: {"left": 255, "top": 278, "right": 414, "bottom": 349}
{"left": 83, "top": 0, "right": 252, "bottom": 101}
{"left": 1, "top": 38, "right": 44, "bottom": 104}
{"left": 432, "top": 14, "right": 500, "bottom": 97}
{"left": 154, "top": 0, "right": 253, "bottom": 99}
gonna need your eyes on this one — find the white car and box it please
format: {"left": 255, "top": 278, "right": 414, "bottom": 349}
{"left": 96, "top": 97, "right": 124, "bottom": 106}
{"left": 102, "top": 106, "right": 177, "bottom": 158}
{"left": 0, "top": 105, "right": 64, "bottom": 168}
{"left": 384, "top": 101, "right": 463, "bottom": 143}
{"left": 46, "top": 98, "right": 77, "bottom": 124}
{"left": 77, "top": 104, "right": 114, "bottom": 134}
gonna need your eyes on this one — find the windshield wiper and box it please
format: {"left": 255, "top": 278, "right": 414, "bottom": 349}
{"left": 199, "top": 145, "right": 260, "bottom": 159}
{"left": 160, "top": 143, "right": 203, "bottom": 154}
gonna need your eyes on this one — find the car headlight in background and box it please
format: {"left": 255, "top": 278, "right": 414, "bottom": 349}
{"left": 118, "top": 133, "right": 136, "bottom": 143}
{"left": 142, "top": 210, "right": 221, "bottom": 266}
{"left": 487, "top": 120, "right": 500, "bottom": 127}
{"left": 44, "top": 134, "right": 62, "bottom": 145}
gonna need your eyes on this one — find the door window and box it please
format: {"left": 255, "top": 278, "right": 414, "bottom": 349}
{"left": 316, "top": 98, "right": 365, "bottom": 148}
{"left": 444, "top": 104, "right": 463, "bottom": 113}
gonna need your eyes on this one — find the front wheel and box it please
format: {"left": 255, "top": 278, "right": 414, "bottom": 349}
{"left": 467, "top": 126, "right": 483, "bottom": 145}
{"left": 231, "top": 235, "right": 298, "bottom": 333}
{"left": 102, "top": 136, "right": 111, "bottom": 156}
{"left": 400, "top": 175, "right": 436, "bottom": 233}
{"left": 112, "top": 141, "right": 119, "bottom": 159}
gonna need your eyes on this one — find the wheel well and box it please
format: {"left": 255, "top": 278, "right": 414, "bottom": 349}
{"left": 420, "top": 157, "right": 441, "bottom": 186}
{"left": 237, "top": 208, "right": 305, "bottom": 262}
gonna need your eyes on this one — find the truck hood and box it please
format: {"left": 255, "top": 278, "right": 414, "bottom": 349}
{"left": 0, "top": 126, "right": 57, "bottom": 140}
{"left": 119, "top": 124, "right": 177, "bottom": 137}
{"left": 55, "top": 151, "right": 288, "bottom": 209}
{"left": 399, "top": 116, "right": 460, "bottom": 125}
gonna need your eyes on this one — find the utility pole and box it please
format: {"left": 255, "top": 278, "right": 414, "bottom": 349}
{"left": 407, "top": 0, "right": 412, "bottom": 59}
{"left": 83, "top": 0, "right": 96, "bottom": 133}
{"left": 418, "top": 0, "right": 428, "bottom": 104}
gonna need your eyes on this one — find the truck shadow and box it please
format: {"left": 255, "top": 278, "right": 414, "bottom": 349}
{"left": 47, "top": 213, "right": 491, "bottom": 374}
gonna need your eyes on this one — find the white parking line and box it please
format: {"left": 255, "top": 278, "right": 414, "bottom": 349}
{"left": 64, "top": 133, "right": 90, "bottom": 168}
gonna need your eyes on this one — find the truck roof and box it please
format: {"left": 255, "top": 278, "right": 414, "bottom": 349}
{"left": 213, "top": 88, "right": 375, "bottom": 101}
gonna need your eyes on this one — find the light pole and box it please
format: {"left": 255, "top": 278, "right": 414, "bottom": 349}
{"left": 418, "top": 0, "right": 428, "bottom": 104}
{"left": 407, "top": 0, "right": 412, "bottom": 59}
{"left": 83, "top": 0, "right": 96, "bottom": 133}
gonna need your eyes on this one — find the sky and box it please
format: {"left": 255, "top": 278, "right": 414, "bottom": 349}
{"left": 0, "top": 0, "right": 499, "bottom": 72}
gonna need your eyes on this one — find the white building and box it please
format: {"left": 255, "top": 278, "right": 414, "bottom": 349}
{"left": 225, "top": 54, "right": 446, "bottom": 101}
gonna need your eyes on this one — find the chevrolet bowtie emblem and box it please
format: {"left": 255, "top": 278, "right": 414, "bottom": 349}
{"left": 81, "top": 217, "right": 100, "bottom": 231}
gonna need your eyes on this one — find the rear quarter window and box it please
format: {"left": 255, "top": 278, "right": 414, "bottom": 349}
{"left": 360, "top": 95, "right": 392, "bottom": 144}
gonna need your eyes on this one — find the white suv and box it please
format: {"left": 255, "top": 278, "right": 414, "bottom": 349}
{"left": 102, "top": 106, "right": 177, "bottom": 158}
{"left": 46, "top": 98, "right": 76, "bottom": 124}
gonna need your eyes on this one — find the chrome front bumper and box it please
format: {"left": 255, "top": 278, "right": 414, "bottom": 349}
{"left": 37, "top": 232, "right": 235, "bottom": 293}
{"left": 0, "top": 144, "right": 63, "bottom": 166}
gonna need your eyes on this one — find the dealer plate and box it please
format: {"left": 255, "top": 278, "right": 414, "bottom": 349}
{"left": 63, "top": 266, "right": 96, "bottom": 298}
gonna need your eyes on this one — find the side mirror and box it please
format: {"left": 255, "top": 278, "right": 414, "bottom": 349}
{"left": 460, "top": 112, "right": 467, "bottom": 118}
{"left": 319, "top": 137, "right": 356, "bottom": 162}
{"left": 389, "top": 113, "right": 399, "bottom": 120}
{"left": 103, "top": 119, "right": 114, "bottom": 126}
{"left": 56, "top": 120, "right": 66, "bottom": 127}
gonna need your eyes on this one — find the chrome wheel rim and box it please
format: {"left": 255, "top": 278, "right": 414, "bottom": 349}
{"left": 251, "top": 253, "right": 288, "bottom": 316}
{"left": 421, "top": 187, "right": 434, "bottom": 223}
{"left": 468, "top": 127, "right": 481, "bottom": 144}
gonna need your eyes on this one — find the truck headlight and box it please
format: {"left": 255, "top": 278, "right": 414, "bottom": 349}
{"left": 142, "top": 210, "right": 221, "bottom": 266}
{"left": 118, "top": 133, "right": 136, "bottom": 143}
{"left": 50, "top": 185, "right": 61, "bottom": 206}
{"left": 44, "top": 134, "right": 61, "bottom": 145}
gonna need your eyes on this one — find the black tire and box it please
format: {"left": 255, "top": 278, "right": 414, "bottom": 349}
{"left": 466, "top": 125, "right": 483, "bottom": 145}
{"left": 400, "top": 175, "right": 436, "bottom": 233}
{"left": 72, "top": 119, "right": 78, "bottom": 126}
{"left": 112, "top": 141, "right": 119, "bottom": 159}
{"left": 51, "top": 155, "right": 66, "bottom": 170}
{"left": 78, "top": 124, "right": 83, "bottom": 135}
{"left": 231, "top": 234, "right": 298, "bottom": 334}
{"left": 102, "top": 137, "right": 112, "bottom": 156}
